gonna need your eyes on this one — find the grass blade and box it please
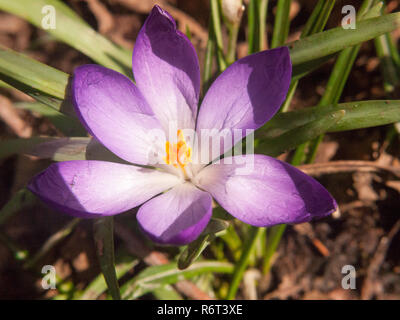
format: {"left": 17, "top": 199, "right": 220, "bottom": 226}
{"left": 151, "top": 285, "right": 183, "bottom": 300}
{"left": 203, "top": 20, "right": 216, "bottom": 93}
{"left": 226, "top": 226, "right": 263, "bottom": 299}
{"left": 79, "top": 256, "right": 138, "bottom": 300}
{"left": 262, "top": 224, "right": 286, "bottom": 274}
{"left": 247, "top": 0, "right": 258, "bottom": 54}
{"left": 257, "top": 110, "right": 345, "bottom": 156}
{"left": 210, "top": 0, "right": 227, "bottom": 71}
{"left": 258, "top": 0, "right": 269, "bottom": 51}
{"left": 259, "top": 100, "right": 400, "bottom": 156}
{"left": 15, "top": 102, "right": 86, "bottom": 136}
{"left": 0, "top": 137, "right": 89, "bottom": 161}
{"left": 280, "top": 0, "right": 336, "bottom": 112}
{"left": 93, "top": 217, "right": 121, "bottom": 300}
{"left": 271, "top": 0, "right": 291, "bottom": 48}
{"left": 0, "top": 45, "right": 68, "bottom": 103}
{"left": 0, "top": 0, "right": 131, "bottom": 74}
{"left": 301, "top": 0, "right": 382, "bottom": 163}
{"left": 290, "top": 12, "right": 400, "bottom": 67}
{"left": 121, "top": 261, "right": 233, "bottom": 300}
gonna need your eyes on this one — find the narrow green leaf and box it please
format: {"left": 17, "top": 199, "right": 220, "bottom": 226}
{"left": 290, "top": 12, "right": 400, "bottom": 67}
{"left": 280, "top": 1, "right": 335, "bottom": 110}
{"left": 264, "top": 1, "right": 380, "bottom": 272}
{"left": 93, "top": 217, "right": 121, "bottom": 300}
{"left": 301, "top": 0, "right": 334, "bottom": 36}
{"left": 247, "top": 0, "right": 269, "bottom": 54}
{"left": 151, "top": 285, "right": 183, "bottom": 300}
{"left": 263, "top": 100, "right": 400, "bottom": 137}
{"left": 0, "top": 45, "right": 68, "bottom": 103}
{"left": 0, "top": 137, "right": 89, "bottom": 161}
{"left": 0, "top": 80, "right": 12, "bottom": 88}
{"left": 303, "top": 0, "right": 379, "bottom": 162}
{"left": 0, "top": 0, "right": 131, "bottom": 74}
{"left": 258, "top": 0, "right": 269, "bottom": 51}
{"left": 203, "top": 20, "right": 216, "bottom": 93}
{"left": 247, "top": 0, "right": 258, "bottom": 54}
{"left": 220, "top": 224, "right": 242, "bottom": 261}
{"left": 226, "top": 22, "right": 241, "bottom": 65}
{"left": 257, "top": 109, "right": 346, "bottom": 156}
{"left": 262, "top": 224, "right": 286, "bottom": 274}
{"left": 327, "top": 100, "right": 400, "bottom": 132}
{"left": 79, "top": 256, "right": 138, "bottom": 300}
{"left": 203, "top": 218, "right": 230, "bottom": 235}
{"left": 178, "top": 218, "right": 230, "bottom": 271}
{"left": 375, "top": 32, "right": 400, "bottom": 93}
{"left": 210, "top": 0, "right": 227, "bottom": 71}
{"left": 178, "top": 235, "right": 212, "bottom": 270}
{"left": 15, "top": 102, "right": 86, "bottom": 136}
{"left": 387, "top": 27, "right": 400, "bottom": 70}
{"left": 271, "top": 0, "right": 291, "bottom": 48}
{"left": 121, "top": 261, "right": 234, "bottom": 300}
{"left": 226, "top": 226, "right": 263, "bottom": 299}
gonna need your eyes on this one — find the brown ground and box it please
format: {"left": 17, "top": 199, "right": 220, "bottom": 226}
{"left": 0, "top": 0, "right": 399, "bottom": 300}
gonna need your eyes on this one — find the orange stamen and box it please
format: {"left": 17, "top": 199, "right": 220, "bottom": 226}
{"left": 163, "top": 130, "right": 192, "bottom": 174}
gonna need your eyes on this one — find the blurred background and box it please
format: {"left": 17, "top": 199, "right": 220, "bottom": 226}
{"left": 0, "top": 0, "right": 399, "bottom": 299}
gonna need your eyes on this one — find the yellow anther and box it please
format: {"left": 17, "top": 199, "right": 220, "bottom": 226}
{"left": 163, "top": 130, "right": 192, "bottom": 173}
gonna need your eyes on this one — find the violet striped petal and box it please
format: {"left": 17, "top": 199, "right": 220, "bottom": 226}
{"left": 194, "top": 155, "right": 337, "bottom": 227}
{"left": 137, "top": 183, "right": 212, "bottom": 245}
{"left": 195, "top": 47, "right": 291, "bottom": 162}
{"left": 28, "top": 160, "right": 180, "bottom": 218}
{"left": 132, "top": 5, "right": 200, "bottom": 132}
{"left": 72, "top": 64, "right": 165, "bottom": 165}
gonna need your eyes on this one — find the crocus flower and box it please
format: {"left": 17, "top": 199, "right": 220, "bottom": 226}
{"left": 28, "top": 5, "right": 337, "bottom": 245}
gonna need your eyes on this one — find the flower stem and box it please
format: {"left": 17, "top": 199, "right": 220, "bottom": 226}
{"left": 258, "top": 0, "right": 269, "bottom": 51}
{"left": 93, "top": 216, "right": 121, "bottom": 300}
{"left": 270, "top": 0, "right": 291, "bottom": 49}
{"left": 203, "top": 20, "right": 216, "bottom": 93}
{"left": 247, "top": 0, "right": 269, "bottom": 54}
{"left": 226, "top": 226, "right": 263, "bottom": 299}
{"left": 226, "top": 23, "right": 240, "bottom": 65}
{"left": 262, "top": 224, "right": 286, "bottom": 274}
{"left": 247, "top": 0, "right": 257, "bottom": 54}
{"left": 210, "top": 0, "right": 227, "bottom": 71}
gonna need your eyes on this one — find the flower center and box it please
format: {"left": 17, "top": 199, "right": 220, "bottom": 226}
{"left": 163, "top": 130, "right": 192, "bottom": 177}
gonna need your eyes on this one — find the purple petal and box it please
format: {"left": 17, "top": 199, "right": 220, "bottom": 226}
{"left": 195, "top": 47, "right": 291, "bottom": 160}
{"left": 28, "top": 160, "right": 180, "bottom": 218}
{"left": 132, "top": 5, "right": 200, "bottom": 131}
{"left": 137, "top": 183, "right": 212, "bottom": 245}
{"left": 194, "top": 155, "right": 337, "bottom": 227}
{"left": 72, "top": 64, "right": 165, "bottom": 165}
